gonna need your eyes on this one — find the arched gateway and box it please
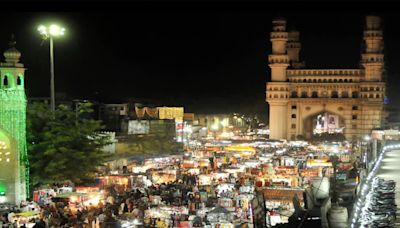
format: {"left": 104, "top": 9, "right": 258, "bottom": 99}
{"left": 266, "top": 16, "right": 385, "bottom": 140}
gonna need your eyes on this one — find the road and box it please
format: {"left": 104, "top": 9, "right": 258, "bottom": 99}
{"left": 375, "top": 149, "right": 400, "bottom": 227}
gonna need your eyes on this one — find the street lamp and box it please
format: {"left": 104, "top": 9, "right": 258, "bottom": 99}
{"left": 38, "top": 24, "right": 65, "bottom": 111}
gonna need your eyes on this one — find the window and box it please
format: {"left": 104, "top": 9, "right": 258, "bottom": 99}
{"left": 292, "top": 105, "right": 297, "bottom": 109}
{"left": 369, "top": 94, "right": 374, "bottom": 98}
{"left": 3, "top": 76, "right": 8, "bottom": 86}
{"left": 291, "top": 124, "right": 296, "bottom": 129}
{"left": 331, "top": 91, "right": 338, "bottom": 98}
{"left": 17, "top": 76, "right": 22, "bottom": 85}
{"left": 301, "top": 91, "right": 308, "bottom": 98}
{"left": 376, "top": 94, "right": 380, "bottom": 98}
{"left": 352, "top": 106, "right": 358, "bottom": 110}
{"left": 291, "top": 92, "right": 298, "bottom": 98}
{"left": 292, "top": 114, "right": 296, "bottom": 118}
{"left": 352, "top": 115, "right": 357, "bottom": 120}
{"left": 341, "top": 91, "right": 349, "bottom": 98}
{"left": 352, "top": 91, "right": 359, "bottom": 98}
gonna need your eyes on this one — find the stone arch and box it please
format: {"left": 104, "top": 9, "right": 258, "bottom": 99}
{"left": 291, "top": 91, "right": 298, "bottom": 98}
{"left": 323, "top": 79, "right": 327, "bottom": 83}
{"left": 333, "top": 79, "right": 338, "bottom": 83}
{"left": 3, "top": 76, "right": 8, "bottom": 87}
{"left": 339, "top": 79, "right": 343, "bottom": 82}
{"left": 302, "top": 108, "right": 346, "bottom": 139}
{"left": 341, "top": 91, "right": 349, "bottom": 98}
{"left": 376, "top": 94, "right": 380, "bottom": 98}
{"left": 352, "top": 91, "right": 359, "bottom": 98}
{"left": 311, "top": 91, "right": 318, "bottom": 98}
{"left": 313, "top": 79, "right": 317, "bottom": 83}
{"left": 274, "top": 94, "right": 278, "bottom": 98}
{"left": 0, "top": 128, "right": 18, "bottom": 204}
{"left": 331, "top": 91, "right": 339, "bottom": 98}
{"left": 17, "top": 76, "right": 22, "bottom": 86}
{"left": 344, "top": 79, "right": 348, "bottom": 82}
{"left": 328, "top": 79, "right": 332, "bottom": 83}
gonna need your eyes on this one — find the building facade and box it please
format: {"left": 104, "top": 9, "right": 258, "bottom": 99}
{"left": 0, "top": 39, "right": 28, "bottom": 205}
{"left": 266, "top": 16, "right": 385, "bottom": 141}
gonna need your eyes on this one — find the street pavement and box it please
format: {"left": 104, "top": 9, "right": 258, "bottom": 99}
{"left": 376, "top": 149, "right": 400, "bottom": 227}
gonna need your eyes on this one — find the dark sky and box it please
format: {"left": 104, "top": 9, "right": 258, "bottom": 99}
{"left": 0, "top": 1, "right": 399, "bottom": 121}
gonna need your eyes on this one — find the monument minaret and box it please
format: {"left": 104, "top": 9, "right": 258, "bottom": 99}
{"left": 266, "top": 18, "right": 290, "bottom": 140}
{"left": 287, "top": 30, "right": 305, "bottom": 68}
{"left": 361, "top": 15, "right": 384, "bottom": 81}
{"left": 0, "top": 36, "right": 28, "bottom": 205}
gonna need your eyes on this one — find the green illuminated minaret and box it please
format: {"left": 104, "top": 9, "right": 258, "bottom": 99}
{"left": 0, "top": 36, "right": 28, "bottom": 205}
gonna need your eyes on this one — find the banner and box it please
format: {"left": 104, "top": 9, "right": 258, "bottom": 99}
{"left": 128, "top": 120, "right": 149, "bottom": 135}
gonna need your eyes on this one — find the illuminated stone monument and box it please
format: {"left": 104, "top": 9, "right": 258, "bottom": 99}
{"left": 0, "top": 37, "right": 28, "bottom": 205}
{"left": 266, "top": 16, "right": 385, "bottom": 140}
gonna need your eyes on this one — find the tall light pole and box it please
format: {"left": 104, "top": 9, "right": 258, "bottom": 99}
{"left": 38, "top": 24, "right": 65, "bottom": 111}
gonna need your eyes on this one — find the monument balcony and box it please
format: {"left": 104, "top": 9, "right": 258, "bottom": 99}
{"left": 287, "top": 69, "right": 363, "bottom": 77}
{"left": 270, "top": 32, "right": 288, "bottom": 40}
{"left": 268, "top": 55, "right": 289, "bottom": 64}
{"left": 288, "top": 77, "right": 359, "bottom": 83}
{"left": 287, "top": 43, "right": 301, "bottom": 49}
{"left": 288, "top": 97, "right": 360, "bottom": 103}
{"left": 363, "top": 30, "right": 383, "bottom": 38}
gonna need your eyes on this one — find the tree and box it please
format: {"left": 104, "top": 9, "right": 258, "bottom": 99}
{"left": 27, "top": 102, "right": 111, "bottom": 188}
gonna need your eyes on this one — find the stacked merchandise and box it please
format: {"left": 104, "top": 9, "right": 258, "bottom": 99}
{"left": 360, "top": 177, "right": 397, "bottom": 227}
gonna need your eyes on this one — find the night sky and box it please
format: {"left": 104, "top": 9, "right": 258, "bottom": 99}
{"left": 0, "top": 1, "right": 399, "bottom": 121}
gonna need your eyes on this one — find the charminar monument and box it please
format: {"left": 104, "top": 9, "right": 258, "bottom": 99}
{"left": 266, "top": 15, "right": 385, "bottom": 141}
